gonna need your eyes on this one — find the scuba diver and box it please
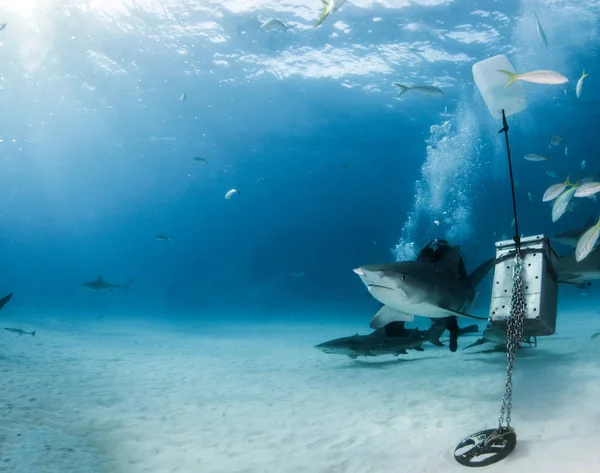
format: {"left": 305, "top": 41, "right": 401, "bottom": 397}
{"left": 416, "top": 239, "right": 467, "bottom": 352}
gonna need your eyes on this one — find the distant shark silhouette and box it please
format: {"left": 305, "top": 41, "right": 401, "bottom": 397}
{"left": 4, "top": 328, "right": 35, "bottom": 337}
{"left": 81, "top": 276, "right": 133, "bottom": 294}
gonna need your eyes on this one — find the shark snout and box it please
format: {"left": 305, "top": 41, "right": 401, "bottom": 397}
{"left": 353, "top": 268, "right": 364, "bottom": 276}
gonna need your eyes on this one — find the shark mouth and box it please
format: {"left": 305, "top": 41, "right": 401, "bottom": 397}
{"left": 367, "top": 284, "right": 395, "bottom": 291}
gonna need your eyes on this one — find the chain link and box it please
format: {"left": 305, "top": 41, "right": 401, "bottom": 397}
{"left": 498, "top": 252, "right": 526, "bottom": 429}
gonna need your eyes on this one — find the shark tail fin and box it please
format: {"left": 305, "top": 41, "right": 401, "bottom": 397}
{"left": 468, "top": 257, "right": 495, "bottom": 288}
{"left": 0, "top": 292, "right": 13, "bottom": 311}
{"left": 497, "top": 69, "right": 520, "bottom": 88}
{"left": 393, "top": 83, "right": 410, "bottom": 97}
{"left": 123, "top": 281, "right": 133, "bottom": 295}
{"left": 31, "top": 330, "right": 36, "bottom": 337}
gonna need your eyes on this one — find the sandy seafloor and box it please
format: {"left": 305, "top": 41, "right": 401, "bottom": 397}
{"left": 2, "top": 303, "right": 600, "bottom": 473}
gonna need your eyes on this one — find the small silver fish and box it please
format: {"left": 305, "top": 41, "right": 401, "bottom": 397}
{"left": 550, "top": 135, "right": 562, "bottom": 146}
{"left": 552, "top": 186, "right": 578, "bottom": 222}
{"left": 564, "top": 147, "right": 568, "bottom": 157}
{"left": 260, "top": 19, "right": 288, "bottom": 32}
{"left": 256, "top": 177, "right": 272, "bottom": 183}
{"left": 576, "top": 70, "right": 588, "bottom": 98}
{"left": 574, "top": 182, "right": 600, "bottom": 198}
{"left": 528, "top": 192, "right": 535, "bottom": 202}
{"left": 156, "top": 235, "right": 172, "bottom": 243}
{"left": 0, "top": 23, "right": 6, "bottom": 32}
{"left": 524, "top": 153, "right": 550, "bottom": 162}
{"left": 546, "top": 170, "right": 559, "bottom": 179}
{"left": 179, "top": 93, "right": 187, "bottom": 103}
{"left": 393, "top": 83, "right": 444, "bottom": 97}
{"left": 193, "top": 157, "right": 207, "bottom": 163}
{"left": 225, "top": 188, "right": 241, "bottom": 199}
{"left": 543, "top": 174, "right": 574, "bottom": 202}
{"left": 581, "top": 160, "right": 587, "bottom": 170}
{"left": 576, "top": 218, "right": 600, "bottom": 262}
{"left": 534, "top": 13, "right": 548, "bottom": 47}
{"left": 499, "top": 69, "right": 568, "bottom": 87}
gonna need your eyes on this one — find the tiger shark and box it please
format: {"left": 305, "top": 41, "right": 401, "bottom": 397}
{"left": 552, "top": 217, "right": 595, "bottom": 248}
{"left": 81, "top": 276, "right": 133, "bottom": 294}
{"left": 555, "top": 246, "right": 600, "bottom": 287}
{"left": 353, "top": 246, "right": 494, "bottom": 329}
{"left": 315, "top": 321, "right": 479, "bottom": 359}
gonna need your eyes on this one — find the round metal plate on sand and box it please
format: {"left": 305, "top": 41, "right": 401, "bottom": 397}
{"left": 454, "top": 427, "right": 517, "bottom": 467}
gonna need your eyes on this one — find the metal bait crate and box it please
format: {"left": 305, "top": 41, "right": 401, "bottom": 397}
{"left": 489, "top": 235, "right": 559, "bottom": 337}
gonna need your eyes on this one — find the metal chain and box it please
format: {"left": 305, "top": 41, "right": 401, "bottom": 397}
{"left": 498, "top": 252, "right": 526, "bottom": 429}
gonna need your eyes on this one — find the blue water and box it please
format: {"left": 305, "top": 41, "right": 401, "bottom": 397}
{"left": 2, "top": 1, "right": 600, "bottom": 471}
{"left": 1, "top": 1, "right": 598, "bottom": 317}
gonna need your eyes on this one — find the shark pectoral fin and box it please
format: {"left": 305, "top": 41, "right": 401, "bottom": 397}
{"left": 559, "top": 273, "right": 580, "bottom": 280}
{"left": 430, "top": 339, "right": 445, "bottom": 347}
{"left": 437, "top": 307, "right": 487, "bottom": 321}
{"left": 412, "top": 345, "right": 425, "bottom": 352}
{"left": 370, "top": 306, "right": 414, "bottom": 329}
{"left": 468, "top": 257, "right": 495, "bottom": 288}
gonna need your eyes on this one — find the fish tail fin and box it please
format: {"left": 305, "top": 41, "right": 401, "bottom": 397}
{"left": 393, "top": 83, "right": 410, "bottom": 96}
{"left": 31, "top": 330, "right": 36, "bottom": 337}
{"left": 167, "top": 237, "right": 172, "bottom": 243}
{"left": 583, "top": 69, "right": 589, "bottom": 79}
{"left": 565, "top": 173, "right": 573, "bottom": 186}
{"left": 497, "top": 69, "right": 520, "bottom": 88}
{"left": 312, "top": 0, "right": 330, "bottom": 28}
{"left": 313, "top": 11, "right": 329, "bottom": 28}
{"left": 123, "top": 281, "right": 133, "bottom": 295}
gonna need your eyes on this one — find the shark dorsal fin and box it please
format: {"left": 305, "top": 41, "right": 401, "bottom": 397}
{"left": 97, "top": 275, "right": 104, "bottom": 282}
{"left": 437, "top": 246, "right": 466, "bottom": 278}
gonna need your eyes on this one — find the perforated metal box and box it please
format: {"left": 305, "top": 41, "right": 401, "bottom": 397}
{"left": 489, "top": 235, "right": 559, "bottom": 337}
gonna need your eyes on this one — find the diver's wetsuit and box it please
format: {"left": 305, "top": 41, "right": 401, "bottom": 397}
{"left": 417, "top": 239, "right": 464, "bottom": 352}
